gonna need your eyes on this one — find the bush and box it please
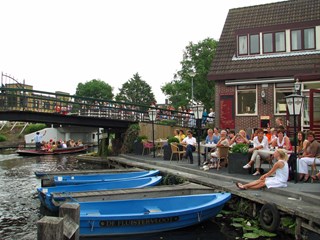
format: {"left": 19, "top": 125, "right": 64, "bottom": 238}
{"left": 230, "top": 143, "right": 249, "bottom": 154}
{"left": 121, "top": 124, "right": 140, "bottom": 153}
{"left": 0, "top": 134, "right": 7, "bottom": 142}
{"left": 24, "top": 124, "right": 47, "bottom": 134}
{"left": 136, "top": 135, "right": 148, "bottom": 143}
{"left": 158, "top": 119, "right": 177, "bottom": 126}
{"left": 167, "top": 136, "right": 179, "bottom": 144}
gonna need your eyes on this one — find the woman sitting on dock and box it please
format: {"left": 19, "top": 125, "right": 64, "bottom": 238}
{"left": 236, "top": 149, "right": 288, "bottom": 190}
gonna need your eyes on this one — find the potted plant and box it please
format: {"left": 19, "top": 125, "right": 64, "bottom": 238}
{"left": 228, "top": 143, "right": 251, "bottom": 174}
{"left": 163, "top": 137, "right": 180, "bottom": 160}
{"left": 133, "top": 135, "right": 148, "bottom": 155}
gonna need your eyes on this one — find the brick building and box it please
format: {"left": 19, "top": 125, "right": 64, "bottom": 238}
{"left": 208, "top": 0, "right": 320, "bottom": 136}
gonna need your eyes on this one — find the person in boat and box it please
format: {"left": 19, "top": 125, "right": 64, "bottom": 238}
{"left": 61, "top": 141, "right": 67, "bottom": 148}
{"left": 236, "top": 149, "right": 289, "bottom": 190}
{"left": 51, "top": 141, "right": 57, "bottom": 151}
{"left": 77, "top": 139, "right": 83, "bottom": 146}
{"left": 31, "top": 130, "right": 47, "bottom": 150}
{"left": 69, "top": 139, "right": 76, "bottom": 147}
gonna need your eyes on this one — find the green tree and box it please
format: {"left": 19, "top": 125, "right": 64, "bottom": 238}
{"left": 115, "top": 73, "right": 155, "bottom": 105}
{"left": 161, "top": 38, "right": 218, "bottom": 110}
{"left": 75, "top": 79, "right": 113, "bottom": 100}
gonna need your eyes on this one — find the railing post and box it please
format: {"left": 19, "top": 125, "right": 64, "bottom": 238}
{"left": 37, "top": 216, "right": 64, "bottom": 240}
{"left": 59, "top": 203, "right": 80, "bottom": 240}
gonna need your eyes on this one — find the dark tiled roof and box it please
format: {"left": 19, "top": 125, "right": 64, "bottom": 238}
{"left": 209, "top": 0, "right": 320, "bottom": 81}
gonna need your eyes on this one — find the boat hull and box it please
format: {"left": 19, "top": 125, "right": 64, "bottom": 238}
{"left": 53, "top": 170, "right": 160, "bottom": 186}
{"left": 16, "top": 145, "right": 88, "bottom": 156}
{"left": 79, "top": 193, "right": 231, "bottom": 236}
{"left": 37, "top": 176, "right": 162, "bottom": 212}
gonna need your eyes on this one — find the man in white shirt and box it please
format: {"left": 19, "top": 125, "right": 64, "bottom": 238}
{"left": 32, "top": 130, "right": 46, "bottom": 150}
{"left": 181, "top": 130, "right": 197, "bottom": 164}
{"left": 243, "top": 128, "right": 270, "bottom": 176}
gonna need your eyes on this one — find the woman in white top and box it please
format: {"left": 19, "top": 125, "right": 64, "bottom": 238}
{"left": 271, "top": 129, "right": 291, "bottom": 150}
{"left": 236, "top": 149, "right": 289, "bottom": 190}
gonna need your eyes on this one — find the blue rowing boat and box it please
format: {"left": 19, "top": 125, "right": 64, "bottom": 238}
{"left": 79, "top": 193, "right": 231, "bottom": 236}
{"left": 37, "top": 176, "right": 162, "bottom": 212}
{"left": 53, "top": 170, "right": 160, "bottom": 186}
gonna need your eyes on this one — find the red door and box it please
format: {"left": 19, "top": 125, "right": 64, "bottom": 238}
{"left": 219, "top": 95, "right": 235, "bottom": 129}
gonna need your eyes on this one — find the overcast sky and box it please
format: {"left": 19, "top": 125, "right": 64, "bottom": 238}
{"left": 0, "top": 0, "right": 283, "bottom": 103}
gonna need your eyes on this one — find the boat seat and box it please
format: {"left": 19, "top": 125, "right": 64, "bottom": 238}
{"left": 144, "top": 206, "right": 162, "bottom": 214}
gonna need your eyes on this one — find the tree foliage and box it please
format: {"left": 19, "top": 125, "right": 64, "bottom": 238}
{"left": 75, "top": 79, "right": 113, "bottom": 100}
{"left": 161, "top": 38, "right": 218, "bottom": 110}
{"left": 115, "top": 73, "right": 155, "bottom": 105}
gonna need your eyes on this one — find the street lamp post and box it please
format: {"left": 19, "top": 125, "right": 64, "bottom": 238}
{"left": 190, "top": 104, "right": 204, "bottom": 166}
{"left": 148, "top": 108, "right": 157, "bottom": 158}
{"left": 188, "top": 72, "right": 196, "bottom": 103}
{"left": 285, "top": 93, "right": 304, "bottom": 183}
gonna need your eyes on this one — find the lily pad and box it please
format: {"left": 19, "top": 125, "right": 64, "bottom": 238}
{"left": 253, "top": 229, "right": 277, "bottom": 237}
{"left": 231, "top": 223, "right": 243, "bottom": 228}
{"left": 221, "top": 210, "right": 233, "bottom": 215}
{"left": 243, "top": 225, "right": 257, "bottom": 231}
{"left": 216, "top": 214, "right": 223, "bottom": 218}
{"left": 243, "top": 232, "right": 260, "bottom": 239}
{"left": 233, "top": 217, "right": 245, "bottom": 222}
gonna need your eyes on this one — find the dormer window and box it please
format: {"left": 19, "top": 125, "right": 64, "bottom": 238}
{"left": 263, "top": 31, "right": 285, "bottom": 53}
{"left": 291, "top": 28, "right": 315, "bottom": 51}
{"left": 236, "top": 25, "right": 317, "bottom": 57}
{"left": 250, "top": 34, "right": 260, "bottom": 54}
{"left": 238, "top": 35, "right": 248, "bottom": 55}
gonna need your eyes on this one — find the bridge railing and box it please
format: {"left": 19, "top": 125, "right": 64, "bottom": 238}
{"left": 0, "top": 87, "right": 214, "bottom": 128}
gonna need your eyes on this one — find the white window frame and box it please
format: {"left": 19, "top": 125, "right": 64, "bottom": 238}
{"left": 238, "top": 35, "right": 248, "bottom": 55}
{"left": 236, "top": 85, "right": 257, "bottom": 116}
{"left": 274, "top": 83, "right": 294, "bottom": 115}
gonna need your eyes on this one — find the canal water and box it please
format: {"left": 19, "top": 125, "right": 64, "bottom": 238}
{"left": 0, "top": 152, "right": 229, "bottom": 240}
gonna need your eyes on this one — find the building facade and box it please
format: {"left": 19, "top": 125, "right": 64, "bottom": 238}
{"left": 208, "top": 0, "right": 320, "bottom": 137}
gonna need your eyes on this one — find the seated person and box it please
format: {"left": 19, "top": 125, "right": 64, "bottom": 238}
{"left": 265, "top": 127, "right": 272, "bottom": 144}
{"left": 205, "top": 128, "right": 214, "bottom": 144}
{"left": 236, "top": 149, "right": 289, "bottom": 190}
{"left": 229, "top": 129, "right": 249, "bottom": 145}
{"left": 77, "top": 139, "right": 83, "bottom": 146}
{"left": 181, "top": 130, "right": 197, "bottom": 164}
{"left": 271, "top": 129, "right": 291, "bottom": 150}
{"left": 201, "top": 128, "right": 215, "bottom": 162}
{"left": 270, "top": 128, "right": 278, "bottom": 143}
{"left": 243, "top": 128, "right": 270, "bottom": 176}
{"left": 212, "top": 127, "right": 220, "bottom": 144}
{"left": 297, "top": 131, "right": 320, "bottom": 182}
{"left": 228, "top": 130, "right": 236, "bottom": 147}
{"left": 209, "top": 130, "right": 229, "bottom": 168}
{"left": 51, "top": 141, "right": 57, "bottom": 151}
{"left": 296, "top": 131, "right": 308, "bottom": 156}
{"left": 179, "top": 130, "right": 185, "bottom": 143}
{"left": 173, "top": 129, "right": 180, "bottom": 142}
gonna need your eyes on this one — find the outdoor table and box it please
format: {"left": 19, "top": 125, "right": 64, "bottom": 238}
{"left": 200, "top": 143, "right": 217, "bottom": 161}
{"left": 154, "top": 139, "right": 168, "bottom": 156}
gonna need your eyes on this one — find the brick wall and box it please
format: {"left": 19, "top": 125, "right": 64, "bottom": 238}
{"left": 215, "top": 81, "right": 280, "bottom": 134}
